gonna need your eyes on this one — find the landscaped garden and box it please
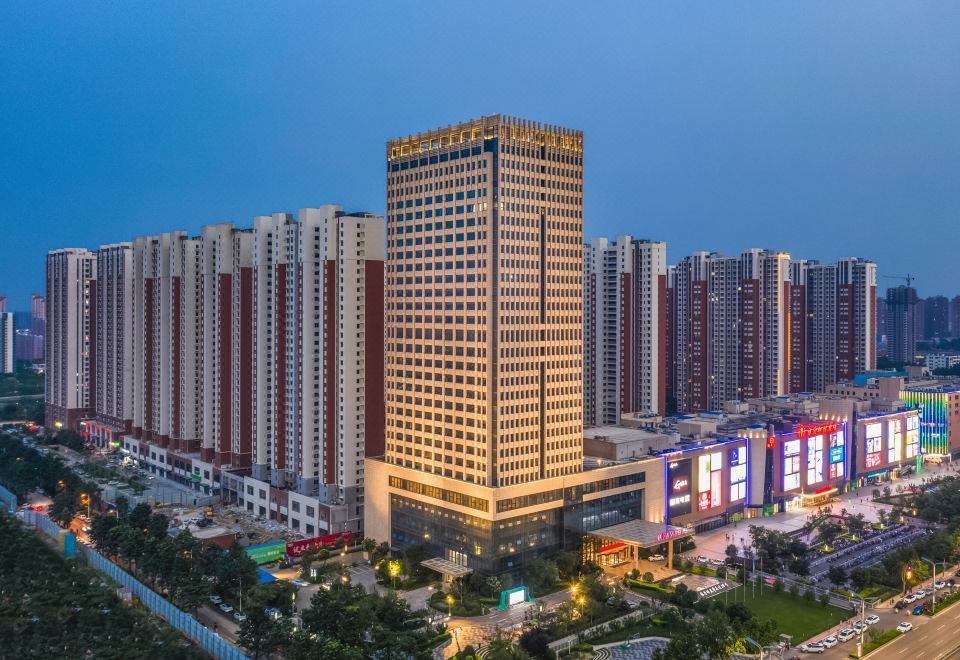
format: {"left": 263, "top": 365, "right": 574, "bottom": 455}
{"left": 722, "top": 583, "right": 848, "bottom": 643}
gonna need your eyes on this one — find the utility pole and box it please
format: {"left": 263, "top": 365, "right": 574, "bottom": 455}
{"left": 855, "top": 597, "right": 865, "bottom": 658}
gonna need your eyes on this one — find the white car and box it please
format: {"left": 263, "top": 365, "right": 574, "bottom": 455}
{"left": 820, "top": 636, "right": 838, "bottom": 648}
{"left": 837, "top": 628, "right": 855, "bottom": 642}
{"left": 799, "top": 642, "right": 824, "bottom": 654}
{"left": 291, "top": 578, "right": 310, "bottom": 588}
{"left": 209, "top": 595, "right": 223, "bottom": 605}
{"left": 233, "top": 611, "right": 248, "bottom": 623}
{"left": 904, "top": 593, "right": 918, "bottom": 604}
{"left": 897, "top": 621, "right": 913, "bottom": 633}
{"left": 934, "top": 580, "right": 946, "bottom": 590}
{"left": 218, "top": 603, "right": 234, "bottom": 613}
{"left": 865, "top": 614, "right": 880, "bottom": 626}
{"left": 648, "top": 554, "right": 665, "bottom": 562}
{"left": 696, "top": 555, "right": 709, "bottom": 563}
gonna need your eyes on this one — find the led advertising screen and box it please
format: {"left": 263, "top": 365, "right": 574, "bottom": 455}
{"left": 667, "top": 458, "right": 692, "bottom": 519}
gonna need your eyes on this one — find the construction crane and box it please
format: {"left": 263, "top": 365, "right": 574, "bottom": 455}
{"left": 882, "top": 274, "right": 916, "bottom": 287}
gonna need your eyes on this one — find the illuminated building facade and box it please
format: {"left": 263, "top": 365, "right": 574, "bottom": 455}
{"left": 899, "top": 385, "right": 960, "bottom": 458}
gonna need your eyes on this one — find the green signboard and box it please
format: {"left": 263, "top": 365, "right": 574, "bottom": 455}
{"left": 245, "top": 541, "right": 287, "bottom": 565}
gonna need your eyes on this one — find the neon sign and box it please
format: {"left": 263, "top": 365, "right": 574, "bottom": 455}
{"left": 656, "top": 529, "right": 685, "bottom": 542}
{"left": 672, "top": 478, "right": 689, "bottom": 492}
{"left": 599, "top": 542, "right": 625, "bottom": 553}
{"left": 796, "top": 422, "right": 839, "bottom": 439}
{"left": 767, "top": 437, "right": 776, "bottom": 448}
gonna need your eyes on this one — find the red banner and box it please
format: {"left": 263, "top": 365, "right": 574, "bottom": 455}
{"left": 285, "top": 531, "right": 354, "bottom": 557}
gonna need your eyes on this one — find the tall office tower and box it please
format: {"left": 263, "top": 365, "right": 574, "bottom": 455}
{"left": 0, "top": 296, "right": 6, "bottom": 313}
{"left": 672, "top": 252, "right": 740, "bottom": 412}
{"left": 886, "top": 285, "right": 918, "bottom": 364}
{"left": 739, "top": 249, "right": 790, "bottom": 399}
{"left": 836, "top": 257, "right": 876, "bottom": 379}
{"left": 382, "top": 115, "right": 583, "bottom": 487}
{"left": 201, "top": 224, "right": 254, "bottom": 469}
{"left": 93, "top": 244, "right": 134, "bottom": 436}
{"left": 367, "top": 115, "right": 584, "bottom": 572}
{"left": 952, "top": 296, "right": 960, "bottom": 339}
{"left": 923, "top": 296, "right": 950, "bottom": 339}
{"left": 0, "top": 311, "right": 12, "bottom": 373}
{"left": 132, "top": 232, "right": 204, "bottom": 453}
{"left": 583, "top": 236, "right": 666, "bottom": 425}
{"left": 252, "top": 207, "right": 384, "bottom": 529}
{"left": 45, "top": 248, "right": 96, "bottom": 429}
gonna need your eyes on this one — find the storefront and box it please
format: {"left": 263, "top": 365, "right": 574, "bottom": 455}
{"left": 758, "top": 421, "right": 850, "bottom": 511}
{"left": 583, "top": 520, "right": 691, "bottom": 571}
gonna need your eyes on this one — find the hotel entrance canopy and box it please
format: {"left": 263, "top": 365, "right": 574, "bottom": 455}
{"left": 421, "top": 557, "right": 473, "bottom": 581}
{"left": 587, "top": 520, "right": 692, "bottom": 570}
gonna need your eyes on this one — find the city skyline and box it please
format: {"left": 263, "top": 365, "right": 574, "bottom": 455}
{"left": 4, "top": 3, "right": 960, "bottom": 309}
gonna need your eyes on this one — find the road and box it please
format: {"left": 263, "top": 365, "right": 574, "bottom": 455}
{"left": 794, "top": 567, "right": 960, "bottom": 660}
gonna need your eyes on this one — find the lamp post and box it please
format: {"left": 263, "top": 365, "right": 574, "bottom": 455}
{"left": 745, "top": 636, "right": 764, "bottom": 660}
{"left": 237, "top": 577, "right": 243, "bottom": 615}
{"left": 921, "top": 556, "right": 948, "bottom": 613}
{"left": 446, "top": 594, "right": 454, "bottom": 617}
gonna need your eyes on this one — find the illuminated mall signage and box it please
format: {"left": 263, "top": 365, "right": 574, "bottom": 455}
{"left": 666, "top": 458, "right": 693, "bottom": 518}
{"left": 796, "top": 421, "right": 839, "bottom": 439}
{"left": 656, "top": 528, "right": 685, "bottom": 542}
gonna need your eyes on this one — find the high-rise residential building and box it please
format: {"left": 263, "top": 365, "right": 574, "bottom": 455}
{"left": 366, "top": 114, "right": 592, "bottom": 574}
{"left": 250, "top": 207, "right": 384, "bottom": 533}
{"left": 0, "top": 311, "right": 13, "bottom": 373}
{"left": 923, "top": 295, "right": 950, "bottom": 339}
{"left": 886, "top": 285, "right": 918, "bottom": 364}
{"left": 584, "top": 236, "right": 666, "bottom": 425}
{"left": 670, "top": 249, "right": 789, "bottom": 412}
{"left": 876, "top": 296, "right": 888, "bottom": 356}
{"left": 0, "top": 296, "right": 6, "bottom": 313}
{"left": 952, "top": 296, "right": 960, "bottom": 339}
{"left": 90, "top": 244, "right": 134, "bottom": 440}
{"left": 45, "top": 248, "right": 96, "bottom": 429}
{"left": 790, "top": 258, "right": 876, "bottom": 392}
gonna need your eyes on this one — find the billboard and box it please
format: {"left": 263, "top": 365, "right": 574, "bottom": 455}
{"left": 245, "top": 541, "right": 287, "bottom": 565}
{"left": 285, "top": 532, "right": 354, "bottom": 558}
{"left": 667, "top": 458, "right": 692, "bottom": 519}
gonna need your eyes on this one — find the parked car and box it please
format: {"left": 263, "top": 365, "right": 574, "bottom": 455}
{"left": 837, "top": 628, "right": 855, "bottom": 642}
{"left": 865, "top": 614, "right": 880, "bottom": 626}
{"left": 291, "top": 578, "right": 310, "bottom": 588}
{"left": 897, "top": 622, "right": 913, "bottom": 633}
{"left": 853, "top": 621, "right": 866, "bottom": 634}
{"left": 799, "top": 642, "right": 824, "bottom": 654}
{"left": 820, "top": 636, "right": 837, "bottom": 648}
{"left": 218, "top": 603, "right": 234, "bottom": 614}
{"left": 696, "top": 555, "right": 709, "bottom": 564}
{"left": 934, "top": 580, "right": 946, "bottom": 590}
{"left": 904, "top": 593, "right": 918, "bottom": 604}
{"left": 233, "top": 611, "right": 247, "bottom": 623}
{"left": 648, "top": 554, "right": 665, "bottom": 562}
{"left": 894, "top": 599, "right": 906, "bottom": 610}
{"left": 209, "top": 595, "right": 223, "bottom": 605}
{"left": 911, "top": 605, "right": 925, "bottom": 616}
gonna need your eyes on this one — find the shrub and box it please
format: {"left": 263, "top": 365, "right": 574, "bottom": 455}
{"left": 642, "top": 571, "right": 654, "bottom": 583}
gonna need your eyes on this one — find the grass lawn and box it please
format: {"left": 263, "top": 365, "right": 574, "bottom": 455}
{"left": 587, "top": 615, "right": 683, "bottom": 645}
{"left": 723, "top": 585, "right": 850, "bottom": 643}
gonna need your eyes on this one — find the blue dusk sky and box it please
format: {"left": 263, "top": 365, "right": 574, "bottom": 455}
{"left": 2, "top": 2, "right": 959, "bottom": 309}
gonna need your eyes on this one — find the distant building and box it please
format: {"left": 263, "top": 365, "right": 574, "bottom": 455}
{"left": 0, "top": 296, "right": 6, "bottom": 313}
{"left": 876, "top": 296, "right": 887, "bottom": 355}
{"left": 923, "top": 296, "right": 950, "bottom": 339}
{"left": 886, "top": 286, "right": 918, "bottom": 364}
{"left": 925, "top": 353, "right": 960, "bottom": 372}
{"left": 0, "top": 312, "right": 13, "bottom": 373}
{"left": 952, "top": 295, "right": 960, "bottom": 339}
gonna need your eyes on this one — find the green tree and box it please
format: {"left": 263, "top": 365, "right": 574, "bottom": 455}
{"left": 485, "top": 628, "right": 530, "bottom": 660}
{"left": 239, "top": 610, "right": 293, "bottom": 660}
{"left": 827, "top": 565, "right": 847, "bottom": 587}
{"left": 725, "top": 543, "right": 739, "bottom": 564}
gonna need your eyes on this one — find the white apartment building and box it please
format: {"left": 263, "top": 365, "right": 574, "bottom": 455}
{"left": 584, "top": 236, "right": 666, "bottom": 425}
{"left": 45, "top": 248, "right": 96, "bottom": 429}
{"left": 0, "top": 312, "right": 13, "bottom": 373}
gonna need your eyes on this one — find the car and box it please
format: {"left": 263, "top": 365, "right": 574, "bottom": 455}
{"left": 934, "top": 580, "right": 946, "bottom": 590}
{"left": 218, "top": 603, "right": 234, "bottom": 613}
{"left": 820, "top": 637, "right": 837, "bottom": 649}
{"left": 837, "top": 628, "right": 855, "bottom": 642}
{"left": 709, "top": 558, "right": 724, "bottom": 566}
{"left": 911, "top": 604, "right": 925, "bottom": 615}
{"left": 865, "top": 614, "right": 880, "bottom": 626}
{"left": 894, "top": 599, "right": 906, "bottom": 610}
{"left": 209, "top": 595, "right": 223, "bottom": 605}
{"left": 648, "top": 554, "right": 665, "bottom": 562}
{"left": 897, "top": 622, "right": 913, "bottom": 633}
{"left": 853, "top": 621, "right": 866, "bottom": 634}
{"left": 904, "top": 593, "right": 917, "bottom": 603}
{"left": 291, "top": 578, "right": 310, "bottom": 588}
{"left": 233, "top": 611, "right": 247, "bottom": 622}
{"left": 799, "top": 643, "right": 824, "bottom": 654}
{"left": 696, "top": 555, "right": 709, "bottom": 563}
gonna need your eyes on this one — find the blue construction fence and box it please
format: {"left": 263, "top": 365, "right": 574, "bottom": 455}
{"left": 0, "top": 484, "right": 16, "bottom": 514}
{"left": 18, "top": 509, "right": 249, "bottom": 660}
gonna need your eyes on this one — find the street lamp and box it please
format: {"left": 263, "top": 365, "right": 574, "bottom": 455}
{"left": 446, "top": 594, "right": 454, "bottom": 617}
{"left": 388, "top": 560, "right": 401, "bottom": 590}
{"left": 921, "top": 556, "right": 949, "bottom": 613}
{"left": 236, "top": 577, "right": 243, "bottom": 615}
